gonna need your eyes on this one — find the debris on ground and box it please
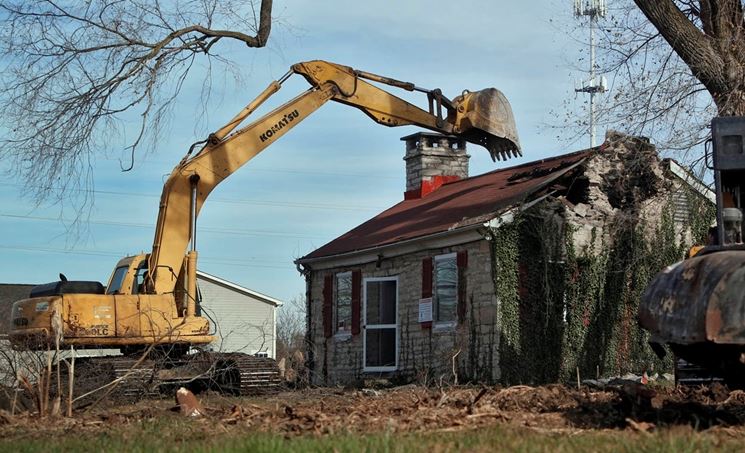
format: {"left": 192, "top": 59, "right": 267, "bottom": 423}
{"left": 1, "top": 383, "right": 745, "bottom": 438}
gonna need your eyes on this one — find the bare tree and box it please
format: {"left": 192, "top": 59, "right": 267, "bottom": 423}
{"left": 276, "top": 293, "right": 306, "bottom": 361}
{"left": 558, "top": 1, "right": 744, "bottom": 161}
{"left": 0, "top": 0, "right": 272, "bottom": 212}
{"left": 634, "top": 1, "right": 745, "bottom": 116}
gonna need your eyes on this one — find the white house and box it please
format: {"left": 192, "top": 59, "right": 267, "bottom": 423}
{"left": 197, "top": 271, "right": 283, "bottom": 358}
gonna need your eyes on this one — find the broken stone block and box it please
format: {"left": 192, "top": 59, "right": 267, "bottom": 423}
{"left": 573, "top": 203, "right": 589, "bottom": 218}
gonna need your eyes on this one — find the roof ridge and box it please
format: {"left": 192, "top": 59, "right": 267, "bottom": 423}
{"left": 441, "top": 147, "right": 597, "bottom": 189}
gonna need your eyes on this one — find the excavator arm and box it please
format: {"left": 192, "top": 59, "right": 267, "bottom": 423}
{"left": 147, "top": 60, "right": 521, "bottom": 299}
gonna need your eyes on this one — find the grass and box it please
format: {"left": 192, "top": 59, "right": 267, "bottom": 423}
{"left": 1, "top": 418, "right": 743, "bottom": 453}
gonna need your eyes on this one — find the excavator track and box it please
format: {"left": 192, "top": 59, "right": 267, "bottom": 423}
{"left": 206, "top": 352, "right": 283, "bottom": 395}
{"left": 108, "top": 357, "right": 161, "bottom": 399}
{"left": 55, "top": 352, "right": 282, "bottom": 405}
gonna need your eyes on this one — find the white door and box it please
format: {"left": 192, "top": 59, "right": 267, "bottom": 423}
{"left": 363, "top": 277, "right": 398, "bottom": 372}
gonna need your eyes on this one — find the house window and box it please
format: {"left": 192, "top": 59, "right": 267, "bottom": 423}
{"left": 363, "top": 277, "right": 398, "bottom": 371}
{"left": 335, "top": 272, "right": 352, "bottom": 333}
{"left": 434, "top": 253, "right": 457, "bottom": 326}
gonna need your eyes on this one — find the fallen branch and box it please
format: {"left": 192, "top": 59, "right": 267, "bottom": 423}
{"left": 465, "top": 411, "right": 509, "bottom": 420}
{"left": 467, "top": 387, "right": 489, "bottom": 414}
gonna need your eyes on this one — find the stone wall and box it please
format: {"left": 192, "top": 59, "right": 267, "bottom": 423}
{"left": 306, "top": 239, "right": 499, "bottom": 386}
{"left": 563, "top": 131, "right": 707, "bottom": 253}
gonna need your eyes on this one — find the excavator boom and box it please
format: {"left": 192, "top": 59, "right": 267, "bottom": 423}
{"left": 147, "top": 60, "right": 521, "bottom": 295}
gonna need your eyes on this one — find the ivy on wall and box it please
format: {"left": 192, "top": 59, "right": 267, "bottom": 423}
{"left": 488, "top": 219, "right": 522, "bottom": 385}
{"left": 492, "top": 184, "right": 715, "bottom": 385}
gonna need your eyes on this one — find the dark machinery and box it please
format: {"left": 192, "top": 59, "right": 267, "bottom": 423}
{"left": 639, "top": 116, "right": 745, "bottom": 385}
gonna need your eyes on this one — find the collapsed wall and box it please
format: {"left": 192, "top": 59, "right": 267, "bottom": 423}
{"left": 496, "top": 131, "right": 714, "bottom": 385}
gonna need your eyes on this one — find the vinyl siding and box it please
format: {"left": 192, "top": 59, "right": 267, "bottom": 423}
{"left": 198, "top": 277, "right": 277, "bottom": 358}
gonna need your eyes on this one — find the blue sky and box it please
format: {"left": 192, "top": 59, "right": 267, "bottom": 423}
{"left": 0, "top": 1, "right": 592, "bottom": 303}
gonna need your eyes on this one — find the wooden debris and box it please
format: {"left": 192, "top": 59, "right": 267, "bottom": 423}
{"left": 175, "top": 387, "right": 204, "bottom": 417}
{"left": 626, "top": 417, "right": 655, "bottom": 433}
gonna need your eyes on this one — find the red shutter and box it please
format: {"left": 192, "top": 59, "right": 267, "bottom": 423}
{"left": 457, "top": 251, "right": 468, "bottom": 324}
{"left": 351, "top": 270, "right": 362, "bottom": 335}
{"left": 422, "top": 257, "right": 433, "bottom": 329}
{"left": 422, "top": 257, "right": 433, "bottom": 298}
{"left": 322, "top": 274, "right": 333, "bottom": 338}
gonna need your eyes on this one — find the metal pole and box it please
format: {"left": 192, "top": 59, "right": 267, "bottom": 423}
{"left": 574, "top": 1, "right": 605, "bottom": 148}
{"left": 590, "top": 13, "right": 596, "bottom": 148}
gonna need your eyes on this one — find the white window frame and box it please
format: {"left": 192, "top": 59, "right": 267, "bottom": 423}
{"left": 362, "top": 276, "right": 399, "bottom": 373}
{"left": 433, "top": 252, "right": 458, "bottom": 330}
{"left": 334, "top": 271, "right": 353, "bottom": 338}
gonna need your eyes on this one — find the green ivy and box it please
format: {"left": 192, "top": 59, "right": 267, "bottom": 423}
{"left": 687, "top": 189, "right": 717, "bottom": 245}
{"left": 492, "top": 184, "right": 715, "bottom": 385}
{"left": 488, "top": 218, "right": 522, "bottom": 385}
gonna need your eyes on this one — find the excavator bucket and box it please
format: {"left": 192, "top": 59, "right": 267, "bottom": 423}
{"left": 454, "top": 88, "right": 521, "bottom": 161}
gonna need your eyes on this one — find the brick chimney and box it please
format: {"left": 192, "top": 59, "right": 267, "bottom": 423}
{"left": 402, "top": 132, "right": 469, "bottom": 199}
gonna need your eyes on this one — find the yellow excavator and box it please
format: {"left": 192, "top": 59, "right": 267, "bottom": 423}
{"left": 8, "top": 60, "right": 520, "bottom": 395}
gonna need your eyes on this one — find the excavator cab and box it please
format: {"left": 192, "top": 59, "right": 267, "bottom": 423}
{"left": 711, "top": 117, "right": 745, "bottom": 246}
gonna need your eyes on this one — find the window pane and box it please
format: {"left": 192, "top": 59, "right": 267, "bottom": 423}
{"left": 106, "top": 266, "right": 128, "bottom": 295}
{"left": 366, "top": 280, "right": 396, "bottom": 325}
{"left": 380, "top": 281, "right": 396, "bottom": 324}
{"left": 435, "top": 257, "right": 457, "bottom": 323}
{"left": 365, "top": 328, "right": 396, "bottom": 368}
{"left": 366, "top": 281, "right": 380, "bottom": 325}
{"left": 336, "top": 273, "right": 352, "bottom": 331}
{"left": 132, "top": 261, "right": 148, "bottom": 294}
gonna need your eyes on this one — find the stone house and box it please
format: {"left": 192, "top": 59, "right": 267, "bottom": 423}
{"left": 295, "top": 131, "right": 715, "bottom": 386}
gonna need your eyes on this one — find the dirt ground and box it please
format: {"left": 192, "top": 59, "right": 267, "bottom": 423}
{"left": 2, "top": 382, "right": 745, "bottom": 440}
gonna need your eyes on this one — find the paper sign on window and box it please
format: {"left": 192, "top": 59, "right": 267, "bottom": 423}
{"left": 418, "top": 297, "right": 433, "bottom": 323}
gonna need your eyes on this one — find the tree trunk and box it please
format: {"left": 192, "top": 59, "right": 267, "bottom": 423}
{"left": 715, "top": 89, "right": 745, "bottom": 116}
{"left": 634, "top": 0, "right": 745, "bottom": 116}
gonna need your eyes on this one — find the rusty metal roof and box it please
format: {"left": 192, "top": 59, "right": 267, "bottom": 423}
{"left": 301, "top": 148, "right": 595, "bottom": 261}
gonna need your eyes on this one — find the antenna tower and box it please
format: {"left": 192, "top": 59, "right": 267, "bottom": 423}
{"left": 574, "top": 0, "right": 607, "bottom": 147}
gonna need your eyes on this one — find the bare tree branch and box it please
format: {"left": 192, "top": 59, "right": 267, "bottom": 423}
{"left": 552, "top": 1, "right": 745, "bottom": 165}
{"left": 0, "top": 0, "right": 273, "bottom": 215}
{"left": 633, "top": 0, "right": 727, "bottom": 94}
